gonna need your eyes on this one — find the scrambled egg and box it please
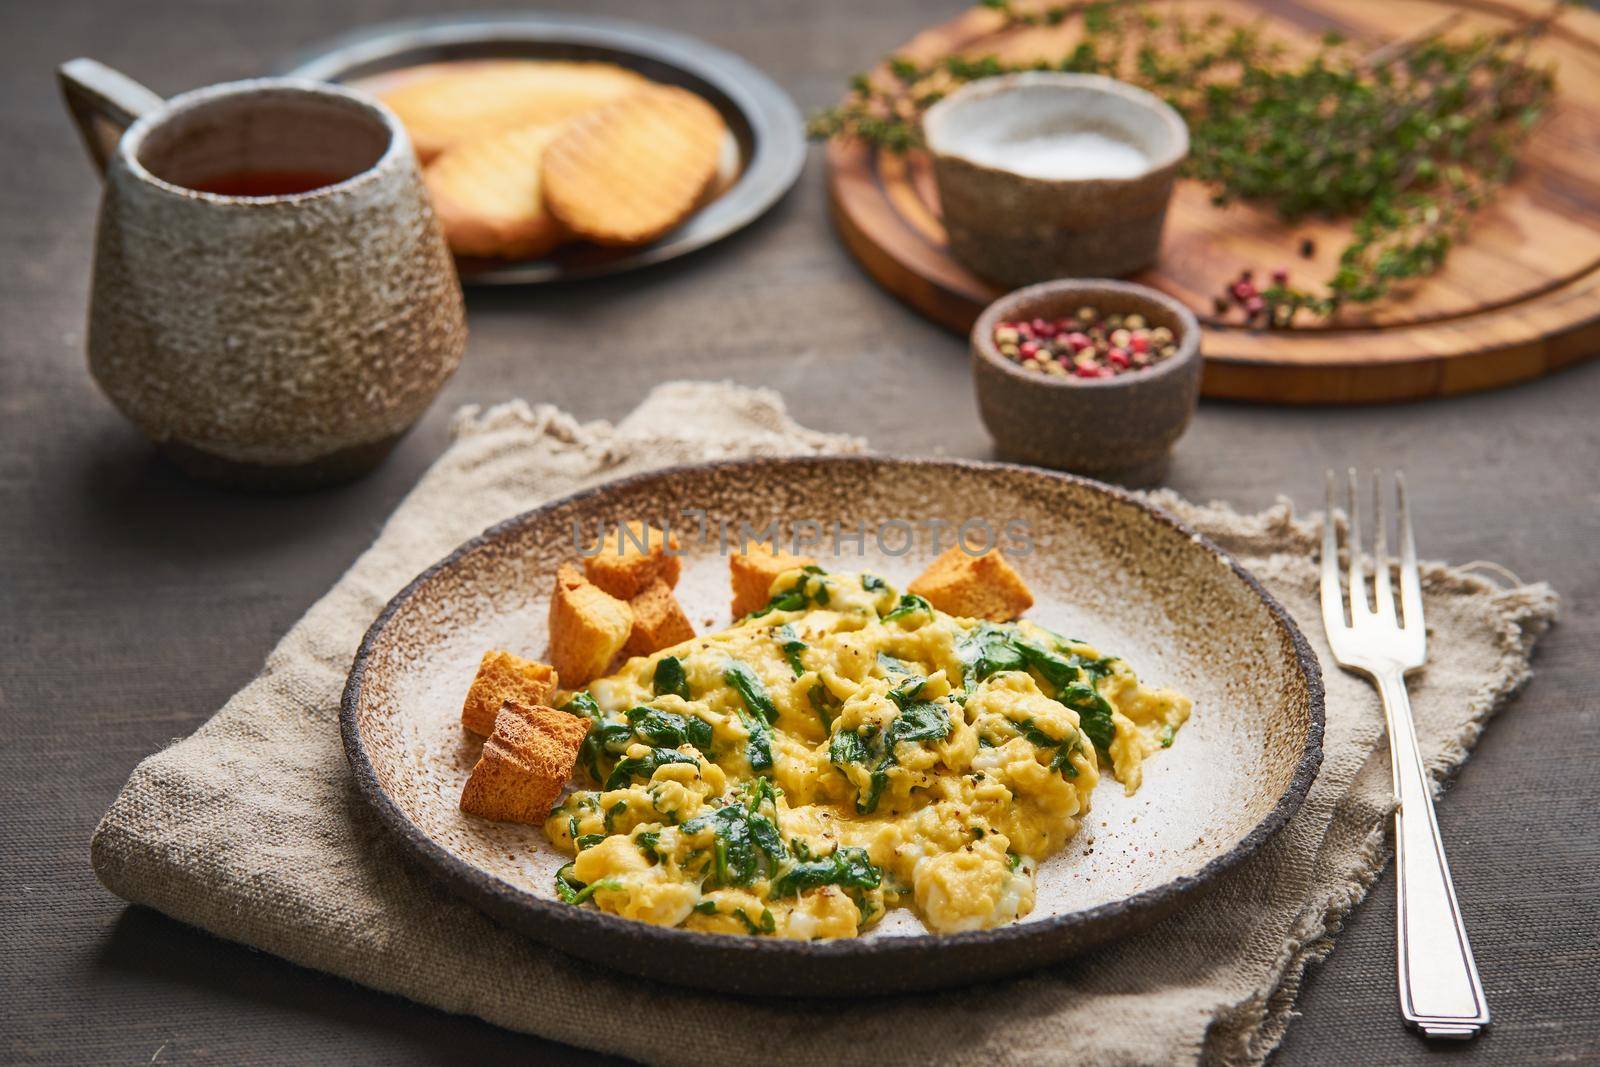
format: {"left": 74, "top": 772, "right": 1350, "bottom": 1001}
{"left": 546, "top": 566, "right": 1190, "bottom": 938}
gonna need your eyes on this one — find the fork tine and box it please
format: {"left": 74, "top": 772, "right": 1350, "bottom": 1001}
{"left": 1372, "top": 471, "right": 1397, "bottom": 623}
{"left": 1321, "top": 470, "right": 1347, "bottom": 633}
{"left": 1347, "top": 467, "right": 1369, "bottom": 618}
{"left": 1397, "top": 470, "right": 1424, "bottom": 634}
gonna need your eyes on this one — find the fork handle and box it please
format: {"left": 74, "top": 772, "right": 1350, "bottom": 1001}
{"left": 1376, "top": 669, "right": 1490, "bottom": 1037}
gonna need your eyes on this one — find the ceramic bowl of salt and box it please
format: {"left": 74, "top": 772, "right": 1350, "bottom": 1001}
{"left": 923, "top": 72, "right": 1188, "bottom": 287}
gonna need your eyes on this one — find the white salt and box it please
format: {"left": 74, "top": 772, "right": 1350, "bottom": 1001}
{"left": 966, "top": 129, "right": 1149, "bottom": 181}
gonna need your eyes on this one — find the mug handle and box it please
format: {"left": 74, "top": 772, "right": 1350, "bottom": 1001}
{"left": 58, "top": 58, "right": 165, "bottom": 177}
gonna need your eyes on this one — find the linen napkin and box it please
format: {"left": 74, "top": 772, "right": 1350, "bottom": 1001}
{"left": 91, "top": 381, "right": 1558, "bottom": 1067}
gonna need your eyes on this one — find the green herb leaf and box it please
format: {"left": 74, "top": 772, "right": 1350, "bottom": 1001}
{"left": 771, "top": 846, "right": 883, "bottom": 896}
{"left": 882, "top": 593, "right": 931, "bottom": 622}
{"left": 725, "top": 659, "right": 777, "bottom": 771}
{"left": 554, "top": 864, "right": 624, "bottom": 907}
{"left": 1056, "top": 684, "right": 1117, "bottom": 753}
{"left": 724, "top": 660, "right": 777, "bottom": 722}
{"left": 681, "top": 792, "right": 788, "bottom": 888}
{"left": 775, "top": 624, "right": 807, "bottom": 678}
{"left": 625, "top": 705, "right": 712, "bottom": 753}
{"left": 652, "top": 656, "right": 691, "bottom": 700}
{"left": 808, "top": 680, "right": 841, "bottom": 730}
{"left": 955, "top": 622, "right": 1026, "bottom": 690}
{"left": 604, "top": 748, "right": 698, "bottom": 790}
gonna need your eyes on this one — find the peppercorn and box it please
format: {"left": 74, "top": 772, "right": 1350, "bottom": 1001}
{"left": 991, "top": 306, "right": 1179, "bottom": 381}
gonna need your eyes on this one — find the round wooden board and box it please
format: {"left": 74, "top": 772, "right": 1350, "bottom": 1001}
{"left": 825, "top": 0, "right": 1600, "bottom": 403}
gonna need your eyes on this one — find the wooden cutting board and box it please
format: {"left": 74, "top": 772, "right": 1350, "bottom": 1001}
{"left": 825, "top": 0, "right": 1600, "bottom": 403}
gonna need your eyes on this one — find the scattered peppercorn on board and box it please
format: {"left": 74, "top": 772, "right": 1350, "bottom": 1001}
{"left": 825, "top": 0, "right": 1600, "bottom": 403}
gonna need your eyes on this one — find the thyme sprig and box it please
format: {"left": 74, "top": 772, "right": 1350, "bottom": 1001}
{"left": 809, "top": 1, "right": 1559, "bottom": 325}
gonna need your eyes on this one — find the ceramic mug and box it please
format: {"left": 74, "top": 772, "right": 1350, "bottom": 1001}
{"left": 59, "top": 58, "right": 467, "bottom": 489}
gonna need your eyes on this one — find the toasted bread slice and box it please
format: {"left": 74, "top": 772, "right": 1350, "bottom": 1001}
{"left": 459, "top": 701, "right": 589, "bottom": 823}
{"left": 381, "top": 60, "right": 649, "bottom": 162}
{"left": 541, "top": 84, "right": 728, "bottom": 246}
{"left": 624, "top": 578, "right": 696, "bottom": 657}
{"left": 424, "top": 123, "right": 567, "bottom": 259}
{"left": 548, "top": 563, "right": 633, "bottom": 685}
{"left": 729, "top": 542, "right": 817, "bottom": 618}
{"left": 583, "top": 521, "right": 682, "bottom": 600}
{"left": 460, "top": 649, "right": 560, "bottom": 736}
{"left": 907, "top": 547, "right": 1033, "bottom": 622}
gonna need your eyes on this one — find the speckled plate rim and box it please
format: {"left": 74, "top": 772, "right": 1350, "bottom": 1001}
{"left": 276, "top": 11, "right": 805, "bottom": 284}
{"left": 341, "top": 455, "right": 1324, "bottom": 987}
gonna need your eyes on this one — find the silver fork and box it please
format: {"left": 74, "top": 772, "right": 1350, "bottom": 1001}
{"left": 1320, "top": 470, "right": 1490, "bottom": 1039}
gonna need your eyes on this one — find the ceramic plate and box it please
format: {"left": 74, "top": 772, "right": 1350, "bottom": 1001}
{"left": 278, "top": 13, "right": 804, "bottom": 284}
{"left": 342, "top": 457, "right": 1323, "bottom": 995}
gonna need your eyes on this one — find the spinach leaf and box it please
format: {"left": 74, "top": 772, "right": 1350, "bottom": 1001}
{"left": 635, "top": 830, "right": 662, "bottom": 861}
{"left": 1055, "top": 684, "right": 1117, "bottom": 753}
{"left": 604, "top": 747, "right": 698, "bottom": 790}
{"left": 562, "top": 692, "right": 601, "bottom": 718}
{"left": 808, "top": 680, "right": 841, "bottom": 730}
{"left": 828, "top": 727, "right": 871, "bottom": 767}
{"left": 775, "top": 624, "right": 807, "bottom": 678}
{"left": 1159, "top": 724, "right": 1176, "bottom": 748}
{"left": 625, "top": 705, "right": 712, "bottom": 753}
{"left": 725, "top": 659, "right": 778, "bottom": 771}
{"left": 681, "top": 793, "right": 787, "bottom": 888}
{"left": 563, "top": 692, "right": 635, "bottom": 782}
{"left": 955, "top": 622, "right": 1026, "bottom": 689}
{"left": 861, "top": 573, "right": 888, "bottom": 592}
{"left": 884, "top": 697, "right": 951, "bottom": 748}
{"left": 832, "top": 689, "right": 951, "bottom": 814}
{"left": 652, "top": 656, "right": 691, "bottom": 700}
{"left": 554, "top": 863, "right": 623, "bottom": 906}
{"left": 737, "top": 709, "right": 774, "bottom": 772}
{"left": 1066, "top": 652, "right": 1117, "bottom": 682}
{"left": 554, "top": 862, "right": 582, "bottom": 904}
{"left": 577, "top": 720, "right": 632, "bottom": 784}
{"left": 1014, "top": 718, "right": 1081, "bottom": 777}
{"left": 882, "top": 593, "right": 932, "bottom": 622}
{"left": 754, "top": 567, "right": 831, "bottom": 617}
{"left": 731, "top": 907, "right": 777, "bottom": 935}
{"left": 575, "top": 833, "right": 606, "bottom": 851}
{"left": 771, "top": 846, "right": 882, "bottom": 897}
{"left": 724, "top": 660, "right": 777, "bottom": 723}
{"left": 876, "top": 652, "right": 915, "bottom": 677}
{"left": 1017, "top": 640, "right": 1084, "bottom": 692}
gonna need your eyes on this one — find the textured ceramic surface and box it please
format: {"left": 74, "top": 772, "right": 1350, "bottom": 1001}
{"left": 342, "top": 456, "right": 1322, "bottom": 996}
{"left": 71, "top": 70, "right": 466, "bottom": 487}
{"left": 972, "top": 280, "right": 1202, "bottom": 479}
{"left": 925, "top": 73, "right": 1188, "bottom": 287}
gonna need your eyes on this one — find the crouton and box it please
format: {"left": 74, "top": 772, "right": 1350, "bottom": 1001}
{"left": 623, "top": 578, "right": 696, "bottom": 657}
{"left": 729, "top": 542, "right": 817, "bottom": 618}
{"left": 460, "top": 701, "right": 589, "bottom": 823}
{"left": 583, "top": 521, "right": 682, "bottom": 600}
{"left": 548, "top": 563, "right": 633, "bottom": 685}
{"left": 460, "top": 649, "right": 560, "bottom": 736}
{"left": 907, "top": 547, "right": 1034, "bottom": 621}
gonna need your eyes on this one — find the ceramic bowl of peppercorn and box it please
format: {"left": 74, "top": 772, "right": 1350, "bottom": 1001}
{"left": 971, "top": 279, "right": 1201, "bottom": 481}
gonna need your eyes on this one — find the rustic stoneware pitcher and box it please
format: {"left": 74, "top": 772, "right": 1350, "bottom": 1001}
{"left": 59, "top": 59, "right": 466, "bottom": 489}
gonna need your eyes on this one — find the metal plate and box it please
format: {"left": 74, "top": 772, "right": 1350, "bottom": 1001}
{"left": 278, "top": 12, "right": 805, "bottom": 285}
